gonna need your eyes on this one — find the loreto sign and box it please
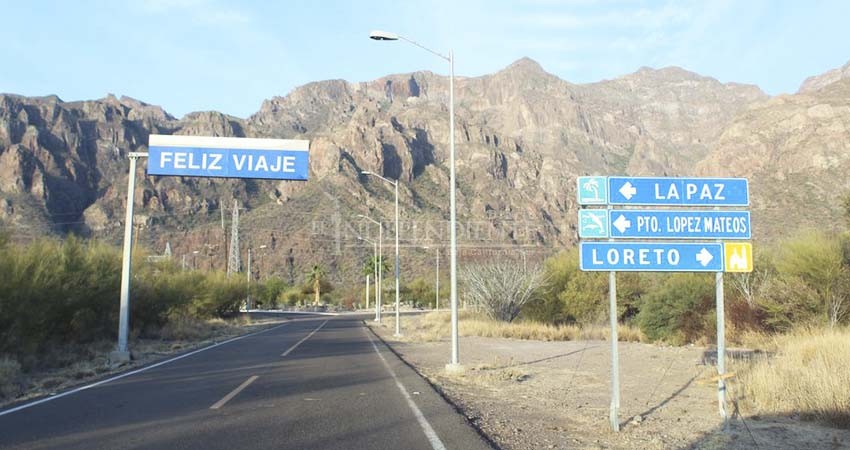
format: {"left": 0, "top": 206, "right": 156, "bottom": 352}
{"left": 147, "top": 135, "right": 309, "bottom": 180}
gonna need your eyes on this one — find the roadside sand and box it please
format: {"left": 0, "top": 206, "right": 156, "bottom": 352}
{"left": 370, "top": 322, "right": 849, "bottom": 450}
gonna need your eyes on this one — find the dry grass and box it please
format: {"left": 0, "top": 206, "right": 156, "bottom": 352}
{"left": 378, "top": 311, "right": 645, "bottom": 343}
{"left": 733, "top": 327, "right": 850, "bottom": 426}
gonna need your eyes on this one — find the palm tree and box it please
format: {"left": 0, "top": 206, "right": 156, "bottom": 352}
{"left": 363, "top": 256, "right": 390, "bottom": 277}
{"left": 306, "top": 265, "right": 326, "bottom": 306}
{"left": 583, "top": 178, "right": 600, "bottom": 201}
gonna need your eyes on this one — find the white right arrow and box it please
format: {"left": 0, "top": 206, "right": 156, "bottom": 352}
{"left": 612, "top": 214, "right": 631, "bottom": 233}
{"left": 696, "top": 248, "right": 714, "bottom": 267}
{"left": 619, "top": 181, "right": 637, "bottom": 200}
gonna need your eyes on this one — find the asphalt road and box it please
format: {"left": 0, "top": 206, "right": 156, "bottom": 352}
{"left": 0, "top": 314, "right": 493, "bottom": 450}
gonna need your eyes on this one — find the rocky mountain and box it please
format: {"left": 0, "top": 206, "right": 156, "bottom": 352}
{"left": 1, "top": 58, "right": 848, "bottom": 285}
{"left": 798, "top": 60, "right": 850, "bottom": 94}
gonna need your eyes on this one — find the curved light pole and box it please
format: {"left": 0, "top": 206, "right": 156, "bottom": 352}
{"left": 358, "top": 214, "right": 383, "bottom": 321}
{"left": 361, "top": 171, "right": 401, "bottom": 337}
{"left": 369, "top": 30, "right": 459, "bottom": 367}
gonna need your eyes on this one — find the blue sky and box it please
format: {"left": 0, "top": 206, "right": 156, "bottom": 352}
{"left": 2, "top": 0, "right": 849, "bottom": 118}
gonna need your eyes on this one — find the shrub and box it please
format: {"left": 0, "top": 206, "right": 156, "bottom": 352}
{"left": 524, "top": 249, "right": 643, "bottom": 326}
{"left": 771, "top": 230, "right": 850, "bottom": 327}
{"left": 255, "top": 276, "right": 288, "bottom": 309}
{"left": 405, "top": 276, "right": 436, "bottom": 308}
{"left": 637, "top": 273, "right": 715, "bottom": 344}
{"left": 460, "top": 261, "right": 546, "bottom": 322}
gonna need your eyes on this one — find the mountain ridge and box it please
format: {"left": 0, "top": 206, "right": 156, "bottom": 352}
{"left": 1, "top": 57, "right": 849, "bottom": 283}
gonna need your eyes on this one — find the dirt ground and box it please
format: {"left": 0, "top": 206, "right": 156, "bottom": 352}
{"left": 370, "top": 323, "right": 849, "bottom": 450}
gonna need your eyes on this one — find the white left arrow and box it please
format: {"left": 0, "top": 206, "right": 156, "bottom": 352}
{"left": 619, "top": 181, "right": 637, "bottom": 200}
{"left": 696, "top": 248, "right": 714, "bottom": 267}
{"left": 612, "top": 214, "right": 631, "bottom": 233}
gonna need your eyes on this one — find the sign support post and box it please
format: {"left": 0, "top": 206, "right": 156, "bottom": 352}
{"left": 111, "top": 152, "right": 148, "bottom": 363}
{"left": 608, "top": 201, "right": 621, "bottom": 432}
{"left": 609, "top": 269, "right": 620, "bottom": 432}
{"left": 716, "top": 270, "right": 727, "bottom": 420}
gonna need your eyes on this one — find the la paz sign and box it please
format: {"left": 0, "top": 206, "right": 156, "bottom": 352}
{"left": 147, "top": 135, "right": 309, "bottom": 180}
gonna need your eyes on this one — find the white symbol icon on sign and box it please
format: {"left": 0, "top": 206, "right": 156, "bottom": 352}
{"left": 729, "top": 246, "right": 748, "bottom": 270}
{"left": 696, "top": 248, "right": 714, "bottom": 267}
{"left": 584, "top": 213, "right": 605, "bottom": 232}
{"left": 619, "top": 182, "right": 637, "bottom": 200}
{"left": 582, "top": 178, "right": 602, "bottom": 202}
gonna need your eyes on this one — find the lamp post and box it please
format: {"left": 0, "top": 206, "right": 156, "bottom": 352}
{"left": 358, "top": 235, "right": 380, "bottom": 321}
{"left": 361, "top": 171, "right": 401, "bottom": 337}
{"left": 358, "top": 215, "right": 383, "bottom": 321}
{"left": 369, "top": 30, "right": 459, "bottom": 367}
{"left": 421, "top": 245, "right": 440, "bottom": 310}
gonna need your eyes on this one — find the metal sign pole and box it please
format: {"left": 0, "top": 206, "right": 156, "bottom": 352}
{"left": 608, "top": 201, "right": 621, "bottom": 432}
{"left": 113, "top": 152, "right": 147, "bottom": 362}
{"left": 716, "top": 271, "right": 727, "bottom": 420}
{"left": 609, "top": 269, "right": 620, "bottom": 432}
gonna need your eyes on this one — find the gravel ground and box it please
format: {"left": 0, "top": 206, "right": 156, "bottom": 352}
{"left": 370, "top": 323, "right": 849, "bottom": 450}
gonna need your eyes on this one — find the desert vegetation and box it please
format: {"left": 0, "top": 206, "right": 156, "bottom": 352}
{"left": 0, "top": 233, "right": 342, "bottom": 402}
{"left": 386, "top": 223, "right": 850, "bottom": 429}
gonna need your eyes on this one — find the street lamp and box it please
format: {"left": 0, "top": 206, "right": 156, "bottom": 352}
{"left": 357, "top": 235, "right": 380, "bottom": 322}
{"left": 421, "top": 245, "right": 440, "bottom": 310}
{"left": 369, "top": 30, "right": 460, "bottom": 367}
{"left": 358, "top": 215, "right": 383, "bottom": 321}
{"left": 361, "top": 171, "right": 401, "bottom": 337}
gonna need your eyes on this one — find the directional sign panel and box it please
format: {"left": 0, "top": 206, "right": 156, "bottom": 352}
{"left": 609, "top": 210, "right": 750, "bottom": 240}
{"left": 608, "top": 177, "right": 748, "bottom": 206}
{"left": 579, "top": 210, "right": 609, "bottom": 238}
{"left": 580, "top": 242, "right": 724, "bottom": 272}
{"left": 148, "top": 135, "right": 310, "bottom": 180}
{"left": 577, "top": 176, "right": 608, "bottom": 205}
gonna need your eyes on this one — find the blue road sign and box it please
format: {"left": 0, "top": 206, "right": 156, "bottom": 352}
{"left": 608, "top": 177, "right": 748, "bottom": 206}
{"left": 579, "top": 210, "right": 609, "bottom": 238}
{"left": 609, "top": 210, "right": 751, "bottom": 240}
{"left": 148, "top": 135, "right": 309, "bottom": 180}
{"left": 577, "top": 176, "right": 608, "bottom": 205}
{"left": 580, "top": 242, "right": 724, "bottom": 272}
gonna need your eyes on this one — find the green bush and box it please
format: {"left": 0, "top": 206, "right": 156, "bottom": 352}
{"left": 405, "top": 277, "right": 436, "bottom": 308}
{"left": 0, "top": 237, "right": 278, "bottom": 368}
{"left": 637, "top": 273, "right": 715, "bottom": 344}
{"left": 770, "top": 230, "right": 850, "bottom": 327}
{"left": 524, "top": 249, "right": 643, "bottom": 326}
{"left": 255, "top": 276, "right": 288, "bottom": 309}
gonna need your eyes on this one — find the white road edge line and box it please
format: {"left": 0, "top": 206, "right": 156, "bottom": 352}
{"left": 364, "top": 327, "right": 447, "bottom": 450}
{"left": 0, "top": 322, "right": 290, "bottom": 418}
{"left": 281, "top": 320, "right": 328, "bottom": 357}
{"left": 209, "top": 375, "right": 259, "bottom": 410}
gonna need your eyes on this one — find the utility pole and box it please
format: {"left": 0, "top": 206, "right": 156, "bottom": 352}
{"left": 227, "top": 200, "right": 241, "bottom": 276}
{"left": 436, "top": 247, "right": 440, "bottom": 310}
{"left": 246, "top": 247, "right": 252, "bottom": 310}
{"left": 221, "top": 200, "right": 228, "bottom": 271}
